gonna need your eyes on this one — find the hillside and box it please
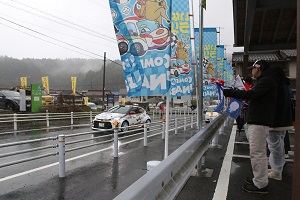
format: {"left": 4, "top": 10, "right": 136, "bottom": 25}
{"left": 0, "top": 56, "right": 126, "bottom": 91}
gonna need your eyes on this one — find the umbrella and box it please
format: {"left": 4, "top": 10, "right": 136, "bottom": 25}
{"left": 157, "top": 101, "right": 164, "bottom": 107}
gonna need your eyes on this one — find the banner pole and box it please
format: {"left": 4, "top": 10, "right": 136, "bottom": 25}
{"left": 196, "top": 0, "right": 204, "bottom": 130}
{"left": 164, "top": 91, "right": 170, "bottom": 159}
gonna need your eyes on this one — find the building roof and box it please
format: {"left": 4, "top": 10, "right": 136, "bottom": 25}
{"left": 233, "top": 0, "right": 296, "bottom": 52}
{"left": 232, "top": 49, "right": 296, "bottom": 62}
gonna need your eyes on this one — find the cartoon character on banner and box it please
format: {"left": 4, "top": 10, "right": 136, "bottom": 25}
{"left": 134, "top": 0, "right": 170, "bottom": 27}
{"left": 170, "top": 39, "right": 191, "bottom": 77}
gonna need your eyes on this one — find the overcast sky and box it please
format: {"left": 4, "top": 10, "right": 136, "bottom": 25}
{"left": 0, "top": 0, "right": 242, "bottom": 62}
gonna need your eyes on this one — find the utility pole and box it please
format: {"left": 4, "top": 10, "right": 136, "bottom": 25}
{"left": 102, "top": 52, "right": 106, "bottom": 108}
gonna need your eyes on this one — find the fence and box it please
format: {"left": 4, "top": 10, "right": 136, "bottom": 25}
{"left": 0, "top": 107, "right": 196, "bottom": 133}
{"left": 0, "top": 114, "right": 200, "bottom": 179}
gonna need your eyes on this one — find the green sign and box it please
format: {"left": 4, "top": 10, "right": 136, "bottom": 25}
{"left": 31, "top": 84, "right": 42, "bottom": 112}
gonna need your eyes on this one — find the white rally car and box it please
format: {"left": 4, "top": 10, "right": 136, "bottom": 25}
{"left": 92, "top": 105, "right": 151, "bottom": 132}
{"left": 204, "top": 105, "right": 219, "bottom": 124}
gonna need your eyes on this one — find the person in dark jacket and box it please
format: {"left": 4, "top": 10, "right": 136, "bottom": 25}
{"left": 267, "top": 68, "right": 293, "bottom": 181}
{"left": 223, "top": 60, "right": 278, "bottom": 194}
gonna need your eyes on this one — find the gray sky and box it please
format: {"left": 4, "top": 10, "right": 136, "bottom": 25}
{"left": 0, "top": 0, "right": 242, "bottom": 62}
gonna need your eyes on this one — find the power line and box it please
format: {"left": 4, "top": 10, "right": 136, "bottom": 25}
{"left": 0, "top": 22, "right": 99, "bottom": 59}
{"left": 0, "top": 13, "right": 118, "bottom": 49}
{"left": 0, "top": 17, "right": 122, "bottom": 66}
{"left": 11, "top": 0, "right": 117, "bottom": 41}
{"left": 0, "top": 1, "right": 116, "bottom": 43}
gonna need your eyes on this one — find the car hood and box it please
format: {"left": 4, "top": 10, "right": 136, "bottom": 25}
{"left": 95, "top": 112, "right": 125, "bottom": 120}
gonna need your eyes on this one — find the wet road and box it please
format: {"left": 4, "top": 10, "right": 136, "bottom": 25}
{"left": 0, "top": 116, "right": 185, "bottom": 180}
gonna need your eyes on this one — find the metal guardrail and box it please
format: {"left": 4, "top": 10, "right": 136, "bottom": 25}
{"left": 0, "top": 111, "right": 96, "bottom": 132}
{"left": 0, "top": 108, "right": 196, "bottom": 133}
{"left": 0, "top": 114, "right": 198, "bottom": 179}
{"left": 114, "top": 114, "right": 227, "bottom": 200}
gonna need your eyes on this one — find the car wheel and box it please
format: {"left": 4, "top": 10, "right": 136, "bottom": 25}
{"left": 146, "top": 119, "right": 151, "bottom": 131}
{"left": 130, "top": 43, "right": 145, "bottom": 56}
{"left": 118, "top": 41, "right": 128, "bottom": 55}
{"left": 5, "top": 102, "right": 14, "bottom": 111}
{"left": 174, "top": 69, "right": 180, "bottom": 77}
{"left": 120, "top": 121, "right": 129, "bottom": 132}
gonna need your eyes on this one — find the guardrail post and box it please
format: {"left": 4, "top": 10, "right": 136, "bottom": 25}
{"left": 58, "top": 135, "right": 66, "bottom": 178}
{"left": 71, "top": 112, "right": 73, "bottom": 125}
{"left": 46, "top": 110, "right": 49, "bottom": 127}
{"left": 212, "top": 130, "right": 219, "bottom": 147}
{"left": 191, "top": 116, "right": 193, "bottom": 128}
{"left": 162, "top": 121, "right": 165, "bottom": 139}
{"left": 175, "top": 118, "right": 178, "bottom": 135}
{"left": 90, "top": 111, "right": 93, "bottom": 123}
{"left": 152, "top": 109, "right": 155, "bottom": 120}
{"left": 144, "top": 123, "right": 147, "bottom": 146}
{"left": 219, "top": 122, "right": 225, "bottom": 135}
{"left": 14, "top": 113, "right": 17, "bottom": 131}
{"left": 184, "top": 117, "right": 186, "bottom": 131}
{"left": 114, "top": 125, "right": 119, "bottom": 158}
{"left": 198, "top": 151, "right": 207, "bottom": 172}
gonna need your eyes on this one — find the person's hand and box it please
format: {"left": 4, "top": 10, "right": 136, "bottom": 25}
{"left": 223, "top": 88, "right": 234, "bottom": 97}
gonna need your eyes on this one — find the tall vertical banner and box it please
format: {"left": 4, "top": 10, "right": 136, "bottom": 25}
{"left": 20, "top": 77, "right": 27, "bottom": 88}
{"left": 31, "top": 84, "right": 42, "bottom": 112}
{"left": 108, "top": 0, "right": 171, "bottom": 97}
{"left": 41, "top": 76, "right": 49, "bottom": 95}
{"left": 169, "top": 0, "right": 194, "bottom": 98}
{"left": 71, "top": 76, "right": 76, "bottom": 95}
{"left": 216, "top": 45, "right": 225, "bottom": 80}
{"left": 203, "top": 28, "right": 218, "bottom": 80}
{"left": 194, "top": 28, "right": 218, "bottom": 98}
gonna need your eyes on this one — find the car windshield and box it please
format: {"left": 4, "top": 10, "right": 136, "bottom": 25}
{"left": 207, "top": 105, "right": 217, "bottom": 112}
{"left": 2, "top": 91, "right": 20, "bottom": 97}
{"left": 112, "top": 106, "right": 131, "bottom": 114}
{"left": 108, "top": 105, "right": 121, "bottom": 112}
{"left": 88, "top": 103, "right": 96, "bottom": 108}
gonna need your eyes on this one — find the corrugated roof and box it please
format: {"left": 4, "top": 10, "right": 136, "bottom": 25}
{"left": 232, "top": 50, "right": 296, "bottom": 62}
{"left": 281, "top": 49, "right": 297, "bottom": 57}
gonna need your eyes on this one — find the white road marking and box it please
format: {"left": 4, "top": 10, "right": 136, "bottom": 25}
{"left": 212, "top": 125, "right": 237, "bottom": 200}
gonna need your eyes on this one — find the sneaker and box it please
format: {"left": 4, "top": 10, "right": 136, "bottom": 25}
{"left": 268, "top": 170, "right": 282, "bottom": 180}
{"left": 242, "top": 182, "right": 268, "bottom": 194}
{"left": 245, "top": 177, "right": 253, "bottom": 184}
{"left": 285, "top": 154, "right": 289, "bottom": 159}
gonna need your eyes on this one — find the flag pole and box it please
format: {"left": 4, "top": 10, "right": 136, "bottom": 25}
{"left": 196, "top": 0, "right": 204, "bottom": 129}
{"left": 164, "top": 91, "right": 170, "bottom": 159}
{"left": 190, "top": 0, "right": 199, "bottom": 129}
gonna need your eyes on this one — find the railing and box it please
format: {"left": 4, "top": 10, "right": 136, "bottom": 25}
{"left": 0, "top": 111, "right": 97, "bottom": 133}
{"left": 0, "top": 114, "right": 198, "bottom": 179}
{"left": 114, "top": 114, "right": 228, "bottom": 200}
{"left": 0, "top": 108, "right": 196, "bottom": 134}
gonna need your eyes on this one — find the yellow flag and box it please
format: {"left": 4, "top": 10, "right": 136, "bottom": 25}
{"left": 83, "top": 97, "right": 88, "bottom": 105}
{"left": 71, "top": 76, "right": 77, "bottom": 94}
{"left": 20, "top": 77, "right": 27, "bottom": 88}
{"left": 41, "top": 76, "right": 49, "bottom": 94}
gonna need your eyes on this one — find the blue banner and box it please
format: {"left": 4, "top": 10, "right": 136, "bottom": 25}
{"left": 195, "top": 28, "right": 218, "bottom": 98}
{"left": 169, "top": 0, "right": 194, "bottom": 98}
{"left": 225, "top": 98, "right": 244, "bottom": 119}
{"left": 109, "top": 0, "right": 171, "bottom": 97}
{"left": 214, "top": 83, "right": 224, "bottom": 113}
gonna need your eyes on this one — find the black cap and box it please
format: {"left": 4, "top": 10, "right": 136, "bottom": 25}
{"left": 247, "top": 60, "right": 270, "bottom": 71}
